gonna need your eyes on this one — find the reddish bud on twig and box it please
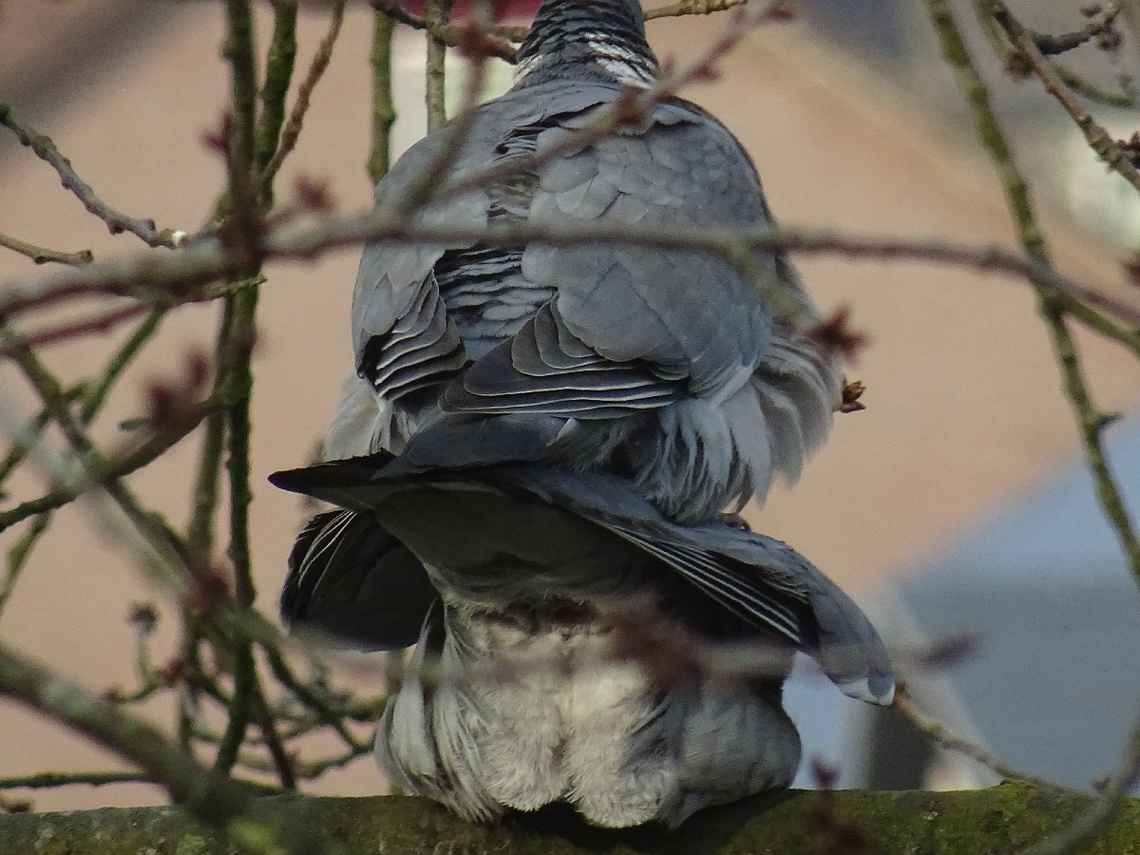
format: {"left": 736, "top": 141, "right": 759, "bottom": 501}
{"left": 1117, "top": 131, "right": 1140, "bottom": 168}
{"left": 1004, "top": 49, "right": 1032, "bottom": 79}
{"left": 1123, "top": 252, "right": 1140, "bottom": 286}
{"left": 811, "top": 759, "right": 868, "bottom": 855}
{"left": 611, "top": 87, "right": 649, "bottom": 128}
{"left": 143, "top": 348, "right": 212, "bottom": 431}
{"left": 293, "top": 174, "right": 337, "bottom": 213}
{"left": 690, "top": 63, "right": 722, "bottom": 83}
{"left": 810, "top": 306, "right": 870, "bottom": 363}
{"left": 840, "top": 379, "right": 866, "bottom": 413}
{"left": 157, "top": 656, "right": 191, "bottom": 688}
{"left": 454, "top": 18, "right": 495, "bottom": 60}
{"left": 811, "top": 758, "right": 840, "bottom": 790}
{"left": 604, "top": 609, "right": 703, "bottom": 689}
{"left": 184, "top": 558, "right": 233, "bottom": 616}
{"left": 1096, "top": 26, "right": 1123, "bottom": 52}
{"left": 127, "top": 602, "right": 158, "bottom": 632}
{"left": 201, "top": 110, "right": 234, "bottom": 156}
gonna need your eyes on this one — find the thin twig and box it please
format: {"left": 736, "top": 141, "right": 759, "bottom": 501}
{"left": 893, "top": 693, "right": 1069, "bottom": 791}
{"left": 0, "top": 639, "right": 284, "bottom": 843}
{"left": 3, "top": 219, "right": 1140, "bottom": 333}
{"left": 79, "top": 308, "right": 166, "bottom": 423}
{"left": 254, "top": 1, "right": 298, "bottom": 185}
{"left": 0, "top": 407, "right": 54, "bottom": 493}
{"left": 0, "top": 310, "right": 164, "bottom": 615}
{"left": 644, "top": 0, "right": 748, "bottom": 21}
{"left": 222, "top": 0, "right": 258, "bottom": 180}
{"left": 1029, "top": 3, "right": 1122, "bottom": 55}
{"left": 424, "top": 0, "right": 452, "bottom": 132}
{"left": 0, "top": 513, "right": 51, "bottom": 617}
{"left": 988, "top": 1, "right": 1140, "bottom": 196}
{"left": 0, "top": 771, "right": 153, "bottom": 791}
{"left": 0, "top": 303, "right": 152, "bottom": 355}
{"left": 369, "top": 10, "right": 398, "bottom": 182}
{"left": 260, "top": 0, "right": 348, "bottom": 192}
{"left": 0, "top": 103, "right": 185, "bottom": 248}
{"left": 261, "top": 645, "right": 370, "bottom": 752}
{"left": 1020, "top": 709, "right": 1140, "bottom": 855}
{"left": 1053, "top": 62, "right": 1134, "bottom": 108}
{"left": 368, "top": 0, "right": 747, "bottom": 62}
{"left": 969, "top": 0, "right": 1140, "bottom": 588}
{"left": 388, "top": 4, "right": 494, "bottom": 217}
{"left": 251, "top": 686, "right": 297, "bottom": 789}
{"left": 2, "top": 337, "right": 189, "bottom": 573}
{"left": 0, "top": 392, "right": 230, "bottom": 534}
{"left": 0, "top": 232, "right": 92, "bottom": 267}
{"left": 433, "top": 1, "right": 794, "bottom": 208}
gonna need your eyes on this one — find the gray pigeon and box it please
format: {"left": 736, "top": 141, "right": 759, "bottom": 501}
{"left": 331, "top": 0, "right": 841, "bottom": 524}
{"left": 272, "top": 454, "right": 894, "bottom": 828}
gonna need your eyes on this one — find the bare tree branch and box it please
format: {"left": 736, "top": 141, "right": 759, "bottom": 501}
{"left": 1029, "top": 3, "right": 1122, "bottom": 55}
{"left": 988, "top": 1, "right": 1140, "bottom": 196}
{"left": 0, "top": 232, "right": 92, "bottom": 267}
{"left": 0, "top": 103, "right": 186, "bottom": 249}
{"left": 260, "top": 0, "right": 348, "bottom": 193}
{"left": 929, "top": 4, "right": 1140, "bottom": 854}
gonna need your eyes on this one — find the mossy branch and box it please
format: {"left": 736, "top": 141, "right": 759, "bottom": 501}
{"left": 0, "top": 785, "right": 1137, "bottom": 855}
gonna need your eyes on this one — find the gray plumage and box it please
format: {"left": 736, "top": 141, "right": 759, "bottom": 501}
{"left": 280, "top": 0, "right": 872, "bottom": 829}
{"left": 272, "top": 455, "right": 894, "bottom": 828}
{"left": 337, "top": 0, "right": 841, "bottom": 522}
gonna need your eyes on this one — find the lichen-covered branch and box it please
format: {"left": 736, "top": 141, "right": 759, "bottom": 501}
{"left": 254, "top": 2, "right": 298, "bottom": 182}
{"left": 260, "top": 0, "right": 348, "bottom": 193}
{"left": 369, "top": 10, "right": 397, "bottom": 182}
{"left": 424, "top": 0, "right": 452, "bottom": 132}
{"left": 0, "top": 785, "right": 1137, "bottom": 855}
{"left": 0, "top": 231, "right": 92, "bottom": 267}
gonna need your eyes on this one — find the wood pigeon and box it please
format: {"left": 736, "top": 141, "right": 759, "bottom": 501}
{"left": 275, "top": 0, "right": 881, "bottom": 829}
{"left": 272, "top": 452, "right": 894, "bottom": 828}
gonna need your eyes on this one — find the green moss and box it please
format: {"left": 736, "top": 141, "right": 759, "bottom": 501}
{"left": 0, "top": 787, "right": 1137, "bottom": 855}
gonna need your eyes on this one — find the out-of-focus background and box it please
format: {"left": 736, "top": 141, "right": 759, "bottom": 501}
{"left": 1, "top": 0, "right": 1139, "bottom": 809}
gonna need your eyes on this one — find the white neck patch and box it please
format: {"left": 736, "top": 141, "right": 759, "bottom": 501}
{"left": 514, "top": 35, "right": 656, "bottom": 89}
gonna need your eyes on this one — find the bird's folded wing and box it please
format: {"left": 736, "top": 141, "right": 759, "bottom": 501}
{"left": 272, "top": 458, "right": 894, "bottom": 705}
{"left": 520, "top": 110, "right": 780, "bottom": 398}
{"left": 357, "top": 273, "right": 468, "bottom": 402}
{"left": 491, "top": 466, "right": 894, "bottom": 705}
{"left": 443, "top": 301, "right": 685, "bottom": 418}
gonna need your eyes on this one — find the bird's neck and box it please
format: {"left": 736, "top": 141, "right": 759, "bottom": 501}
{"left": 514, "top": 0, "right": 659, "bottom": 89}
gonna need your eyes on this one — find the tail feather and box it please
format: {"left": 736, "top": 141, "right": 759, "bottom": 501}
{"left": 272, "top": 457, "right": 894, "bottom": 705}
{"left": 281, "top": 507, "right": 438, "bottom": 651}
